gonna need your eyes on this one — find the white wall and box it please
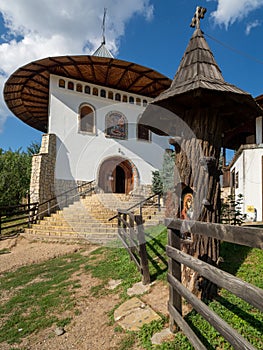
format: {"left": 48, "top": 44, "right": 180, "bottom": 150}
{"left": 231, "top": 146, "right": 263, "bottom": 222}
{"left": 49, "top": 74, "right": 170, "bottom": 185}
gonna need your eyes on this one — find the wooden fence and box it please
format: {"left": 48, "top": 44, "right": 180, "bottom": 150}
{"left": 0, "top": 202, "right": 38, "bottom": 238}
{"left": 117, "top": 209, "right": 151, "bottom": 285}
{"left": 166, "top": 218, "right": 263, "bottom": 350}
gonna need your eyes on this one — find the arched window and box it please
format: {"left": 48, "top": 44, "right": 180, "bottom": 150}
{"left": 136, "top": 98, "right": 141, "bottom": 106}
{"left": 68, "top": 81, "right": 74, "bottom": 90}
{"left": 108, "top": 91, "right": 114, "bottom": 100}
{"left": 84, "top": 85, "right": 90, "bottom": 94}
{"left": 79, "top": 104, "right": 95, "bottom": 134}
{"left": 122, "top": 95, "right": 128, "bottom": 103}
{"left": 93, "top": 87, "right": 98, "bottom": 96}
{"left": 105, "top": 112, "right": 128, "bottom": 140}
{"left": 137, "top": 123, "right": 151, "bottom": 142}
{"left": 129, "top": 96, "right": 134, "bottom": 104}
{"left": 59, "top": 79, "right": 65, "bottom": 88}
{"left": 143, "top": 99, "right": 148, "bottom": 107}
{"left": 76, "top": 83, "right": 83, "bottom": 92}
{"left": 115, "top": 93, "right": 121, "bottom": 101}
{"left": 100, "top": 89, "right": 106, "bottom": 98}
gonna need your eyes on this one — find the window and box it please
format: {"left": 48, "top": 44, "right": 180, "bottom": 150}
{"left": 136, "top": 98, "right": 141, "bottom": 106}
{"left": 84, "top": 85, "right": 91, "bottom": 94}
{"left": 143, "top": 99, "right": 148, "bottom": 107}
{"left": 235, "top": 171, "right": 239, "bottom": 189}
{"left": 129, "top": 96, "right": 134, "bottom": 104}
{"left": 137, "top": 123, "right": 151, "bottom": 141}
{"left": 79, "top": 105, "right": 95, "bottom": 133}
{"left": 100, "top": 89, "right": 106, "bottom": 98}
{"left": 68, "top": 81, "right": 74, "bottom": 90}
{"left": 59, "top": 79, "right": 65, "bottom": 88}
{"left": 93, "top": 87, "right": 98, "bottom": 96}
{"left": 115, "top": 93, "right": 121, "bottom": 101}
{"left": 122, "top": 95, "right": 128, "bottom": 103}
{"left": 76, "top": 83, "right": 83, "bottom": 92}
{"left": 108, "top": 91, "right": 114, "bottom": 100}
{"left": 105, "top": 112, "right": 127, "bottom": 139}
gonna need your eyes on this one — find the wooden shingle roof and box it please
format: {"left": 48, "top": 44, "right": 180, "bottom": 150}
{"left": 3, "top": 55, "right": 172, "bottom": 132}
{"left": 140, "top": 28, "right": 262, "bottom": 149}
{"left": 155, "top": 28, "right": 257, "bottom": 103}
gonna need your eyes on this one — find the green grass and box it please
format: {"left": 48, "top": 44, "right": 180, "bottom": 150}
{"left": 183, "top": 243, "right": 263, "bottom": 350}
{"left": 0, "top": 252, "right": 87, "bottom": 344}
{"left": 0, "top": 226, "right": 262, "bottom": 349}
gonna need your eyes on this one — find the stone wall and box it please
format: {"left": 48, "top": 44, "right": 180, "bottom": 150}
{"left": 30, "top": 134, "right": 57, "bottom": 216}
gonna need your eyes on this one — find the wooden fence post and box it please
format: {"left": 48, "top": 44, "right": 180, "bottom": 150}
{"left": 168, "top": 228, "right": 182, "bottom": 331}
{"left": 135, "top": 215, "right": 151, "bottom": 285}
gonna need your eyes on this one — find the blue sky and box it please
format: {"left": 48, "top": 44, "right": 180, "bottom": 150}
{"left": 1, "top": 0, "right": 263, "bottom": 162}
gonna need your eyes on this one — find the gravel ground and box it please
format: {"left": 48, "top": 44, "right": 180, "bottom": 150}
{"left": 0, "top": 235, "right": 139, "bottom": 349}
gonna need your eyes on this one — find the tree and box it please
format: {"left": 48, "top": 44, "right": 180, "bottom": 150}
{"left": 151, "top": 150, "right": 175, "bottom": 196}
{"left": 161, "top": 150, "right": 175, "bottom": 194}
{"left": 221, "top": 193, "right": 245, "bottom": 225}
{"left": 152, "top": 170, "right": 163, "bottom": 195}
{"left": 0, "top": 142, "right": 40, "bottom": 207}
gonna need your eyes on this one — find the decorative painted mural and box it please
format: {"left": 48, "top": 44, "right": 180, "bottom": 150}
{"left": 105, "top": 112, "right": 127, "bottom": 139}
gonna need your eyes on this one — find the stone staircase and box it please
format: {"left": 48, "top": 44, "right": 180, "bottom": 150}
{"left": 25, "top": 193, "right": 165, "bottom": 244}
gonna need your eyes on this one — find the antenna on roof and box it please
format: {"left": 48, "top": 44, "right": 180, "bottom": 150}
{"left": 102, "top": 7, "right": 107, "bottom": 45}
{"left": 190, "top": 6, "right": 206, "bottom": 29}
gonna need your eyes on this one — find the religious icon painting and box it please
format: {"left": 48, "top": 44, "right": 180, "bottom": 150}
{"left": 105, "top": 112, "right": 127, "bottom": 139}
{"left": 181, "top": 192, "right": 194, "bottom": 220}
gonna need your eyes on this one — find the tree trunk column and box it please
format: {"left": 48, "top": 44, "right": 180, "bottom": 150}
{"left": 173, "top": 108, "right": 222, "bottom": 300}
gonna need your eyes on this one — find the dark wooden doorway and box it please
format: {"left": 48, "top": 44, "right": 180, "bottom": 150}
{"left": 115, "top": 165, "right": 125, "bottom": 193}
{"left": 98, "top": 157, "right": 134, "bottom": 194}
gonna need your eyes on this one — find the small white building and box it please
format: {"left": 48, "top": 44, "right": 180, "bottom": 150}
{"left": 226, "top": 111, "right": 263, "bottom": 223}
{"left": 229, "top": 144, "right": 263, "bottom": 222}
{"left": 4, "top": 44, "right": 172, "bottom": 204}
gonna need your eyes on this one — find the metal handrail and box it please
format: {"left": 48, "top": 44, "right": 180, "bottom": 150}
{"left": 108, "top": 191, "right": 162, "bottom": 221}
{"left": 37, "top": 180, "right": 95, "bottom": 218}
{"left": 0, "top": 180, "right": 95, "bottom": 236}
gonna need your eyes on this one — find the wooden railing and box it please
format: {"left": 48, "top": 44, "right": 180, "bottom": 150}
{"left": 117, "top": 209, "right": 150, "bottom": 285}
{"left": 0, "top": 202, "right": 38, "bottom": 238}
{"left": 166, "top": 218, "right": 263, "bottom": 350}
{"left": 0, "top": 180, "right": 95, "bottom": 238}
{"left": 109, "top": 192, "right": 162, "bottom": 222}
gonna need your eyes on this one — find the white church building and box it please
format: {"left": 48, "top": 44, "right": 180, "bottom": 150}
{"left": 4, "top": 42, "right": 172, "bottom": 205}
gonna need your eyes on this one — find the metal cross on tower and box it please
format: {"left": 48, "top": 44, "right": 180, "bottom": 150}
{"left": 102, "top": 8, "right": 107, "bottom": 44}
{"left": 190, "top": 6, "right": 207, "bottom": 29}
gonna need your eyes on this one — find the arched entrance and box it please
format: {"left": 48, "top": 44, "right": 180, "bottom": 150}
{"left": 98, "top": 157, "right": 136, "bottom": 194}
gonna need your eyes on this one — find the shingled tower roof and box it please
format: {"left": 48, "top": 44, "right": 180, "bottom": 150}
{"left": 154, "top": 28, "right": 258, "bottom": 108}
{"left": 140, "top": 15, "right": 262, "bottom": 149}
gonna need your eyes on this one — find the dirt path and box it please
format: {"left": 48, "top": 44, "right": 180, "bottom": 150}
{"left": 0, "top": 235, "right": 168, "bottom": 350}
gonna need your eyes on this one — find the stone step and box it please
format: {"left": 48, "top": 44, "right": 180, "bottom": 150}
{"left": 25, "top": 229, "right": 117, "bottom": 243}
{"left": 26, "top": 192, "right": 165, "bottom": 242}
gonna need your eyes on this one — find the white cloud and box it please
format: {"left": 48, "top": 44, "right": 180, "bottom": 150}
{"left": 210, "top": 0, "right": 263, "bottom": 28}
{"left": 245, "top": 19, "right": 261, "bottom": 34}
{"left": 0, "top": 0, "right": 154, "bottom": 131}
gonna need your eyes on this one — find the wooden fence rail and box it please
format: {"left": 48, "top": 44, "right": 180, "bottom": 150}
{"left": 166, "top": 218, "right": 263, "bottom": 350}
{"left": 0, "top": 202, "right": 38, "bottom": 237}
{"left": 117, "top": 209, "right": 150, "bottom": 285}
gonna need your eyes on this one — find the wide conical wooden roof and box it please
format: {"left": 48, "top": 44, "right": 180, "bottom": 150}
{"left": 4, "top": 55, "right": 172, "bottom": 132}
{"left": 140, "top": 28, "right": 262, "bottom": 148}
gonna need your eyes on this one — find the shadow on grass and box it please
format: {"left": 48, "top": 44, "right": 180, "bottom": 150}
{"left": 144, "top": 226, "right": 168, "bottom": 281}
{"left": 184, "top": 313, "right": 215, "bottom": 350}
{"left": 214, "top": 295, "right": 263, "bottom": 334}
{"left": 220, "top": 242, "right": 251, "bottom": 276}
